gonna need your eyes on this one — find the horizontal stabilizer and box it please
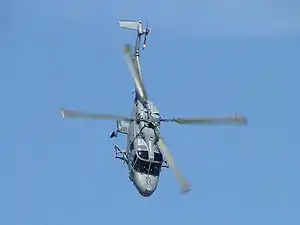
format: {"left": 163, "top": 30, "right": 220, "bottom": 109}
{"left": 118, "top": 20, "right": 139, "bottom": 30}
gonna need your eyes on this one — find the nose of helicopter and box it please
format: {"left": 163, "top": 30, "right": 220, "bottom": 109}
{"left": 134, "top": 172, "right": 159, "bottom": 197}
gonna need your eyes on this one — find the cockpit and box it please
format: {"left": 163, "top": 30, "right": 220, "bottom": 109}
{"left": 132, "top": 150, "right": 163, "bottom": 176}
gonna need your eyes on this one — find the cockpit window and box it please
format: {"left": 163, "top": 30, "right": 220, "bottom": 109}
{"left": 134, "top": 158, "right": 150, "bottom": 174}
{"left": 149, "top": 162, "right": 161, "bottom": 176}
{"left": 137, "top": 150, "right": 148, "bottom": 160}
{"left": 154, "top": 152, "right": 163, "bottom": 162}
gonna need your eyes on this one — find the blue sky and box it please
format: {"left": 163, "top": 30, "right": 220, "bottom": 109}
{"left": 2, "top": 1, "right": 300, "bottom": 224}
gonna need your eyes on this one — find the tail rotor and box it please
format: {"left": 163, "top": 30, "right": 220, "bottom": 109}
{"left": 142, "top": 20, "right": 151, "bottom": 50}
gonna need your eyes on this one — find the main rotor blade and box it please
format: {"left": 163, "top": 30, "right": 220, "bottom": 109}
{"left": 60, "top": 108, "right": 132, "bottom": 121}
{"left": 122, "top": 44, "right": 148, "bottom": 100}
{"left": 161, "top": 115, "right": 248, "bottom": 125}
{"left": 157, "top": 137, "right": 190, "bottom": 194}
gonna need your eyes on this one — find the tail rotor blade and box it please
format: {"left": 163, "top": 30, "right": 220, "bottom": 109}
{"left": 143, "top": 35, "right": 147, "bottom": 50}
{"left": 60, "top": 108, "right": 132, "bottom": 121}
{"left": 157, "top": 137, "right": 190, "bottom": 194}
{"left": 143, "top": 20, "right": 149, "bottom": 50}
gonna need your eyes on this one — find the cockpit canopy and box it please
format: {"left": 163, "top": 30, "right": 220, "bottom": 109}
{"left": 137, "top": 150, "right": 163, "bottom": 162}
{"left": 133, "top": 150, "right": 163, "bottom": 176}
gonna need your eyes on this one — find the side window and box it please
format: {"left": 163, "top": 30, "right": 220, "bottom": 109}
{"left": 138, "top": 150, "right": 149, "bottom": 160}
{"left": 154, "top": 152, "right": 163, "bottom": 162}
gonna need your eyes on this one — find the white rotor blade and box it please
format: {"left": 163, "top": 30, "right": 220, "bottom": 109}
{"left": 157, "top": 137, "right": 190, "bottom": 194}
{"left": 162, "top": 115, "right": 248, "bottom": 125}
{"left": 60, "top": 108, "right": 132, "bottom": 121}
{"left": 122, "top": 44, "right": 148, "bottom": 100}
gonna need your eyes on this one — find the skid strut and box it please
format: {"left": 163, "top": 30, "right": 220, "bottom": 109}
{"left": 114, "top": 145, "right": 128, "bottom": 165}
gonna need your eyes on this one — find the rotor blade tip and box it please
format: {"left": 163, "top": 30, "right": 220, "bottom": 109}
{"left": 233, "top": 114, "right": 248, "bottom": 125}
{"left": 59, "top": 109, "right": 65, "bottom": 118}
{"left": 122, "top": 44, "right": 131, "bottom": 53}
{"left": 181, "top": 185, "right": 191, "bottom": 194}
{"left": 239, "top": 116, "right": 248, "bottom": 125}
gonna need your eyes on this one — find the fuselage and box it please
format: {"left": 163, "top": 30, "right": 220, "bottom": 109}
{"left": 126, "top": 98, "right": 163, "bottom": 197}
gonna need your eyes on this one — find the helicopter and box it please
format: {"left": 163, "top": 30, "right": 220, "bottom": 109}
{"left": 59, "top": 20, "right": 248, "bottom": 197}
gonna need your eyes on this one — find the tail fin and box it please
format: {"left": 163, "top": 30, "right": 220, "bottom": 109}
{"left": 118, "top": 20, "right": 139, "bottom": 31}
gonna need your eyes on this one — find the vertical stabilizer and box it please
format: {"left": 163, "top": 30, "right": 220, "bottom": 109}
{"left": 118, "top": 20, "right": 139, "bottom": 31}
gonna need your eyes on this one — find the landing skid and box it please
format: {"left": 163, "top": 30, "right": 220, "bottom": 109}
{"left": 114, "top": 145, "right": 128, "bottom": 165}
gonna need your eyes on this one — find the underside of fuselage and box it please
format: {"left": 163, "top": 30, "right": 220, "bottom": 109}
{"left": 132, "top": 171, "right": 159, "bottom": 197}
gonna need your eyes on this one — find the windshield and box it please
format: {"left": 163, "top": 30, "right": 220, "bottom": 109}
{"left": 134, "top": 158, "right": 150, "bottom": 174}
{"left": 149, "top": 162, "right": 161, "bottom": 176}
{"left": 133, "top": 157, "right": 162, "bottom": 176}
